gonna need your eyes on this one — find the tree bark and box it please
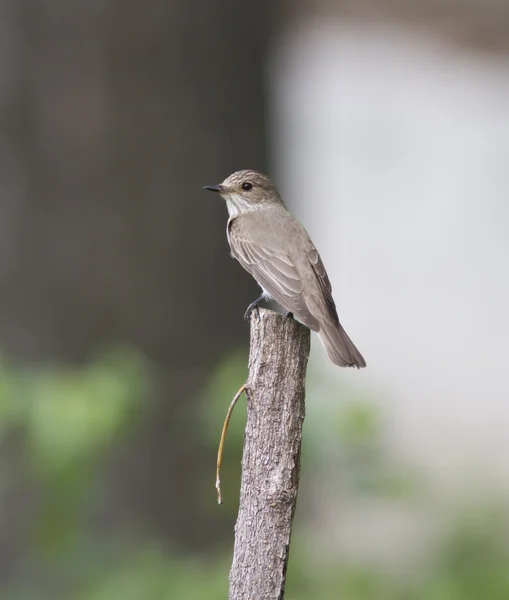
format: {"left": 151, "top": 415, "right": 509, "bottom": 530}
{"left": 229, "top": 308, "right": 310, "bottom": 600}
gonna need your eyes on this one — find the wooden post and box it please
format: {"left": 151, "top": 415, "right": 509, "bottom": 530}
{"left": 228, "top": 308, "right": 310, "bottom": 600}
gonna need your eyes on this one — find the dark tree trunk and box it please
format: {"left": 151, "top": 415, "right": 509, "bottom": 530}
{"left": 0, "top": 0, "right": 279, "bottom": 574}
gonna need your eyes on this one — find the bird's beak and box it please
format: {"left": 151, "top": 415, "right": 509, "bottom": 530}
{"left": 203, "top": 184, "right": 223, "bottom": 193}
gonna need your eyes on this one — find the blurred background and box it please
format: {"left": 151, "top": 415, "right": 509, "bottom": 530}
{"left": 0, "top": 0, "right": 508, "bottom": 598}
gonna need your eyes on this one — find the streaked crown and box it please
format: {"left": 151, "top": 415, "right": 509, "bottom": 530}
{"left": 222, "top": 169, "right": 276, "bottom": 191}
{"left": 222, "top": 169, "right": 284, "bottom": 206}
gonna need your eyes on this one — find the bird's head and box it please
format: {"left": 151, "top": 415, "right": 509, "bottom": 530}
{"left": 204, "top": 169, "right": 284, "bottom": 217}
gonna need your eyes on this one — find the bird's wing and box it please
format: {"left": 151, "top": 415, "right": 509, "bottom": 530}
{"left": 307, "top": 247, "right": 340, "bottom": 327}
{"left": 229, "top": 216, "right": 320, "bottom": 330}
{"left": 308, "top": 247, "right": 366, "bottom": 367}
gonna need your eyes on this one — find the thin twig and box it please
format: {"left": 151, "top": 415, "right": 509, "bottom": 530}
{"left": 216, "top": 383, "right": 247, "bottom": 505}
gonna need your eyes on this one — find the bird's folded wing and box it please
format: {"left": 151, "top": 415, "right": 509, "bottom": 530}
{"left": 307, "top": 248, "right": 340, "bottom": 326}
{"left": 231, "top": 235, "right": 320, "bottom": 331}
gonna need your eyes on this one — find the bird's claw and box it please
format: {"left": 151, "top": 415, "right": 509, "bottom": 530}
{"left": 244, "top": 294, "right": 265, "bottom": 322}
{"left": 244, "top": 305, "right": 260, "bottom": 322}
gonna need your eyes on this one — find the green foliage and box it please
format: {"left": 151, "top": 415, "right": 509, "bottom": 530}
{"left": 0, "top": 348, "right": 146, "bottom": 468}
{"left": 0, "top": 348, "right": 148, "bottom": 559}
{"left": 24, "top": 348, "right": 146, "bottom": 475}
{"left": 0, "top": 347, "right": 508, "bottom": 599}
{"left": 75, "top": 546, "right": 229, "bottom": 600}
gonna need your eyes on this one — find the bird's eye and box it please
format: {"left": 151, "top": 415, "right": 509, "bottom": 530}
{"left": 242, "top": 182, "right": 253, "bottom": 191}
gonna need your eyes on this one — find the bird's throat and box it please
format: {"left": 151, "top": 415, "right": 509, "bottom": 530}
{"left": 224, "top": 193, "right": 260, "bottom": 218}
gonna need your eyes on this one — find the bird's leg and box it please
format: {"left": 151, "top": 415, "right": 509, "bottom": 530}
{"left": 244, "top": 293, "right": 265, "bottom": 322}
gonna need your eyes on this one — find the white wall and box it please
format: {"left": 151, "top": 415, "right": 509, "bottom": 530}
{"left": 272, "top": 21, "right": 509, "bottom": 494}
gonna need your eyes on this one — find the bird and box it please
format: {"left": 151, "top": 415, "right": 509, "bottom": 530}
{"left": 203, "top": 169, "right": 366, "bottom": 368}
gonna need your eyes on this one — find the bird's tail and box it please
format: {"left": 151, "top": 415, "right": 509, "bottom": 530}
{"left": 318, "top": 320, "right": 366, "bottom": 368}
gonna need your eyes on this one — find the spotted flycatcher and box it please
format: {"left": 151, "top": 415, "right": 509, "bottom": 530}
{"left": 204, "top": 169, "right": 366, "bottom": 368}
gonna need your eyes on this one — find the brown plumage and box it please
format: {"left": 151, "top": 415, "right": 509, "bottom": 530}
{"left": 204, "top": 170, "right": 366, "bottom": 368}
